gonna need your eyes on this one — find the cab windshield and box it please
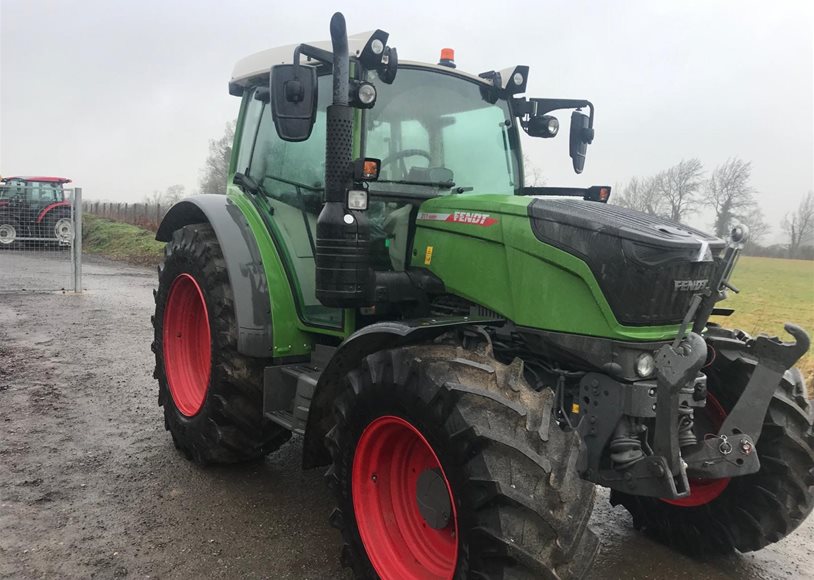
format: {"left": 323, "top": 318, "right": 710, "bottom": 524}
{"left": 364, "top": 67, "right": 521, "bottom": 197}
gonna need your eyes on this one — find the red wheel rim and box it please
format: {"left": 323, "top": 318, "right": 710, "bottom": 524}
{"left": 162, "top": 273, "right": 211, "bottom": 417}
{"left": 352, "top": 415, "right": 458, "bottom": 580}
{"left": 662, "top": 394, "right": 731, "bottom": 507}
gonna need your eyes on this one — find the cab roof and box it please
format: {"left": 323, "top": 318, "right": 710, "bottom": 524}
{"left": 231, "top": 32, "right": 372, "bottom": 88}
{"left": 229, "top": 31, "right": 495, "bottom": 94}
{"left": 2, "top": 176, "right": 72, "bottom": 184}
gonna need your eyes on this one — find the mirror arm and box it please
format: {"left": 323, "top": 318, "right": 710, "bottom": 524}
{"left": 512, "top": 97, "right": 535, "bottom": 118}
{"left": 513, "top": 98, "right": 594, "bottom": 125}
{"left": 292, "top": 46, "right": 302, "bottom": 80}
{"left": 530, "top": 98, "right": 594, "bottom": 126}
{"left": 296, "top": 43, "right": 334, "bottom": 68}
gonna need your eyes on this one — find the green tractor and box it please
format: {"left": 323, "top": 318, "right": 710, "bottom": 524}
{"left": 152, "top": 13, "right": 813, "bottom": 579}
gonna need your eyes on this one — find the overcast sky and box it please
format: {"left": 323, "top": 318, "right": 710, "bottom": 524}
{"left": 1, "top": 0, "right": 812, "bottom": 241}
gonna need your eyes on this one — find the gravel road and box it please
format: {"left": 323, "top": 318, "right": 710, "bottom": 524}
{"left": 1, "top": 253, "right": 812, "bottom": 579}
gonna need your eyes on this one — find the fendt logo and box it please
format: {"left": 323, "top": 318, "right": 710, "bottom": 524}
{"left": 450, "top": 211, "right": 496, "bottom": 226}
{"left": 674, "top": 279, "right": 709, "bottom": 292}
{"left": 416, "top": 211, "right": 498, "bottom": 227}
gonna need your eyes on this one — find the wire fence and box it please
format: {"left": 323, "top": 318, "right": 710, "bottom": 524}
{"left": 83, "top": 201, "right": 171, "bottom": 232}
{"left": 0, "top": 186, "right": 82, "bottom": 293}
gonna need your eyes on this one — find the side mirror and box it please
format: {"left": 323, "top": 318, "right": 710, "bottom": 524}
{"left": 569, "top": 111, "right": 593, "bottom": 174}
{"left": 270, "top": 64, "right": 318, "bottom": 142}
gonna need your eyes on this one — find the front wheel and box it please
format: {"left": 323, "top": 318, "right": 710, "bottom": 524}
{"left": 152, "top": 223, "right": 290, "bottom": 464}
{"left": 326, "top": 343, "right": 598, "bottom": 579}
{"left": 611, "top": 359, "right": 814, "bottom": 555}
{"left": 0, "top": 218, "right": 19, "bottom": 248}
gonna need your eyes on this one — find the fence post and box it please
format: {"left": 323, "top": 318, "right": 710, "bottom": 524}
{"left": 72, "top": 188, "right": 83, "bottom": 293}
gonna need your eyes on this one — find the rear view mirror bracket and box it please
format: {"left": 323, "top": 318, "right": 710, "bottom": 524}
{"left": 515, "top": 97, "right": 595, "bottom": 174}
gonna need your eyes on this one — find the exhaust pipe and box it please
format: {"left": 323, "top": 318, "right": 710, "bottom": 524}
{"left": 315, "top": 12, "right": 373, "bottom": 307}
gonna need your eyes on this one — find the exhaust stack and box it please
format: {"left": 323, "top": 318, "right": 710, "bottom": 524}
{"left": 315, "top": 12, "right": 373, "bottom": 307}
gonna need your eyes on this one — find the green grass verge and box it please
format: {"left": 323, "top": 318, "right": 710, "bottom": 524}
{"left": 82, "top": 215, "right": 164, "bottom": 266}
{"left": 712, "top": 256, "right": 814, "bottom": 388}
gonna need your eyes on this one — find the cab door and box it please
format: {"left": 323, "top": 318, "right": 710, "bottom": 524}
{"left": 237, "top": 77, "right": 343, "bottom": 329}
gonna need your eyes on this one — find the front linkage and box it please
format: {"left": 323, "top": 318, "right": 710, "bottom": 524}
{"left": 578, "top": 227, "right": 811, "bottom": 500}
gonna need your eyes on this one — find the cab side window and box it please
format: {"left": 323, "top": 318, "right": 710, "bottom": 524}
{"left": 243, "top": 76, "right": 342, "bottom": 328}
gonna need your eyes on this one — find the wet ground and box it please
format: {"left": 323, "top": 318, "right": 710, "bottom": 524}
{"left": 1, "top": 253, "right": 812, "bottom": 579}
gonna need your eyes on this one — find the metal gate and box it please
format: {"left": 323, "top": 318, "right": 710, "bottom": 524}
{"left": 0, "top": 183, "right": 82, "bottom": 293}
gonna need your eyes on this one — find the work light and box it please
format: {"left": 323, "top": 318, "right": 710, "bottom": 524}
{"left": 636, "top": 353, "right": 656, "bottom": 378}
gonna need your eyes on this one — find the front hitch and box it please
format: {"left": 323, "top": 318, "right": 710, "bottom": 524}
{"left": 683, "top": 324, "right": 810, "bottom": 479}
{"left": 650, "top": 332, "right": 708, "bottom": 496}
{"left": 578, "top": 332, "right": 707, "bottom": 499}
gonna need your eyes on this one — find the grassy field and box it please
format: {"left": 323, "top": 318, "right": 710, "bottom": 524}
{"left": 713, "top": 256, "right": 814, "bottom": 387}
{"left": 82, "top": 215, "right": 165, "bottom": 266}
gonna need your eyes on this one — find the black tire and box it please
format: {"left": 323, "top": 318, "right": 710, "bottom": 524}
{"left": 611, "top": 358, "right": 814, "bottom": 556}
{"left": 0, "top": 216, "right": 20, "bottom": 249}
{"left": 326, "top": 340, "right": 598, "bottom": 579}
{"left": 152, "top": 223, "right": 290, "bottom": 464}
{"left": 43, "top": 212, "right": 73, "bottom": 249}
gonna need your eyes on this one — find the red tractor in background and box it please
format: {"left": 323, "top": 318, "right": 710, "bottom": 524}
{"left": 0, "top": 176, "right": 74, "bottom": 247}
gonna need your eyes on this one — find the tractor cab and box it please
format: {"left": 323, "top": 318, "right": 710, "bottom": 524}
{"left": 227, "top": 28, "right": 597, "bottom": 329}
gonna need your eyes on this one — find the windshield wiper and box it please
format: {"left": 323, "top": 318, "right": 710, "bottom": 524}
{"left": 376, "top": 179, "right": 455, "bottom": 189}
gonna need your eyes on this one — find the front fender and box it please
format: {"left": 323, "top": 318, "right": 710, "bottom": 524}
{"left": 302, "top": 317, "right": 500, "bottom": 469}
{"left": 157, "top": 195, "right": 273, "bottom": 358}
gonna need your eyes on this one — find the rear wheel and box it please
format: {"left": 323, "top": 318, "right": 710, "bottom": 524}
{"left": 611, "top": 358, "right": 814, "bottom": 555}
{"left": 326, "top": 342, "right": 598, "bottom": 579}
{"left": 152, "top": 223, "right": 290, "bottom": 464}
{"left": 45, "top": 214, "right": 74, "bottom": 247}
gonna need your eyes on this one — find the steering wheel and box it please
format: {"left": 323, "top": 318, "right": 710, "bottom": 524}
{"left": 380, "top": 149, "right": 432, "bottom": 178}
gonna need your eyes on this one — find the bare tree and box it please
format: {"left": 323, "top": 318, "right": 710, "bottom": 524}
{"left": 704, "top": 158, "right": 755, "bottom": 238}
{"left": 199, "top": 121, "right": 236, "bottom": 194}
{"left": 734, "top": 205, "right": 770, "bottom": 247}
{"left": 657, "top": 158, "right": 704, "bottom": 223}
{"left": 523, "top": 154, "right": 545, "bottom": 186}
{"left": 614, "top": 176, "right": 668, "bottom": 216}
{"left": 782, "top": 191, "right": 814, "bottom": 258}
{"left": 143, "top": 184, "right": 186, "bottom": 205}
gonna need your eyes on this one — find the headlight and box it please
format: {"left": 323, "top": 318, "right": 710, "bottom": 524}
{"left": 358, "top": 83, "right": 377, "bottom": 105}
{"left": 347, "top": 190, "right": 368, "bottom": 211}
{"left": 545, "top": 116, "right": 559, "bottom": 136}
{"left": 636, "top": 353, "right": 656, "bottom": 378}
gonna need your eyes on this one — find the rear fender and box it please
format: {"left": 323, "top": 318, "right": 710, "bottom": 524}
{"left": 302, "top": 317, "right": 500, "bottom": 469}
{"left": 156, "top": 195, "right": 272, "bottom": 358}
{"left": 36, "top": 201, "right": 72, "bottom": 223}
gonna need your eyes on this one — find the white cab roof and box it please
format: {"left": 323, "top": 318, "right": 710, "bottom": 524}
{"left": 231, "top": 32, "right": 373, "bottom": 87}
{"left": 230, "top": 31, "right": 496, "bottom": 90}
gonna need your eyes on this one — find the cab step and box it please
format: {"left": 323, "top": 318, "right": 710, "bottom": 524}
{"left": 263, "top": 345, "right": 333, "bottom": 434}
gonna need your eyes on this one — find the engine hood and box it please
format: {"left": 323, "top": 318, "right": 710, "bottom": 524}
{"left": 528, "top": 198, "right": 726, "bottom": 326}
